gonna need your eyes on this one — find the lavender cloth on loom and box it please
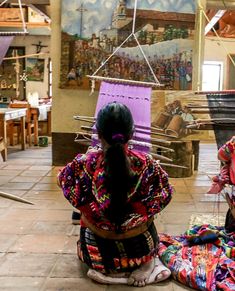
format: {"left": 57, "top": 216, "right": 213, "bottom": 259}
{"left": 93, "top": 81, "right": 152, "bottom": 152}
{"left": 0, "top": 36, "right": 14, "bottom": 65}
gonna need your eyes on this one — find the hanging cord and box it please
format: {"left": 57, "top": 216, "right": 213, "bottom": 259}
{"left": 0, "top": 0, "right": 8, "bottom": 7}
{"left": 18, "top": 0, "right": 27, "bottom": 33}
{"left": 0, "top": 0, "right": 28, "bottom": 35}
{"left": 88, "top": 0, "right": 161, "bottom": 94}
{"left": 221, "top": 0, "right": 227, "bottom": 9}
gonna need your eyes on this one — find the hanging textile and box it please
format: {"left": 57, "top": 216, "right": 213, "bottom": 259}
{"left": 206, "top": 93, "right": 235, "bottom": 149}
{"left": 0, "top": 36, "right": 14, "bottom": 65}
{"left": 93, "top": 81, "right": 152, "bottom": 152}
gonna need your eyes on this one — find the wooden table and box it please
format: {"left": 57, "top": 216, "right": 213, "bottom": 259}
{"left": 30, "top": 105, "right": 51, "bottom": 146}
{"left": 0, "top": 108, "right": 26, "bottom": 161}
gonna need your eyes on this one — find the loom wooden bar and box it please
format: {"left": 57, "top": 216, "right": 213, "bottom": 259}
{"left": 0, "top": 191, "right": 34, "bottom": 205}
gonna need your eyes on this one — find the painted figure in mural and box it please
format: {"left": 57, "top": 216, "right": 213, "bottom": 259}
{"left": 58, "top": 102, "right": 172, "bottom": 287}
{"left": 178, "top": 61, "right": 187, "bottom": 90}
{"left": 181, "top": 106, "right": 194, "bottom": 122}
{"left": 207, "top": 136, "right": 235, "bottom": 232}
{"left": 180, "top": 106, "right": 194, "bottom": 135}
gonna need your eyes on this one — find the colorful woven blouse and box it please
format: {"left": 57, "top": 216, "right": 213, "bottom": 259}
{"left": 218, "top": 136, "right": 235, "bottom": 184}
{"left": 58, "top": 146, "right": 173, "bottom": 232}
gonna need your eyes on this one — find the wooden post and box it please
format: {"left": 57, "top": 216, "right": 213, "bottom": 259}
{"left": 163, "top": 140, "right": 194, "bottom": 178}
{"left": 192, "top": 0, "right": 206, "bottom": 92}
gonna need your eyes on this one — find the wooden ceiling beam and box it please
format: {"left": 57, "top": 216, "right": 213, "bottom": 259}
{"left": 207, "top": 0, "right": 235, "bottom": 9}
{"left": 204, "top": 10, "right": 226, "bottom": 35}
{"left": 0, "top": 21, "right": 50, "bottom": 27}
{"left": 0, "top": 0, "right": 50, "bottom": 5}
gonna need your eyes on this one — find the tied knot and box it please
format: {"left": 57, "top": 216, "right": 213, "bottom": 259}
{"left": 112, "top": 133, "right": 125, "bottom": 143}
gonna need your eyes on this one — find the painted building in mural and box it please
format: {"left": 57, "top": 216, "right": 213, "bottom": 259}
{"left": 60, "top": 0, "right": 195, "bottom": 90}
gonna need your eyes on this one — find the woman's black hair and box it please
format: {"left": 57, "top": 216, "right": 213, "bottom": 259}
{"left": 96, "top": 102, "right": 134, "bottom": 231}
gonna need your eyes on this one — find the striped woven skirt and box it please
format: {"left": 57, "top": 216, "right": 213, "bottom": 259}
{"left": 77, "top": 221, "right": 159, "bottom": 274}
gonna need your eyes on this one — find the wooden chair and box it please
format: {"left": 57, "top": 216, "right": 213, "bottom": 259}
{"left": 8, "top": 102, "right": 36, "bottom": 147}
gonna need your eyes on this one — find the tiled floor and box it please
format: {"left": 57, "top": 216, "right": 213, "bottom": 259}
{"left": 0, "top": 143, "right": 228, "bottom": 290}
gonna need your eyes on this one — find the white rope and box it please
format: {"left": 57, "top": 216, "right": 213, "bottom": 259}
{"left": 3, "top": 52, "right": 49, "bottom": 60}
{"left": 91, "top": 33, "right": 133, "bottom": 77}
{"left": 0, "top": 0, "right": 28, "bottom": 35}
{"left": 132, "top": 0, "right": 138, "bottom": 34}
{"left": 133, "top": 33, "right": 161, "bottom": 85}
{"left": 18, "top": 0, "right": 27, "bottom": 33}
{"left": 0, "top": 0, "right": 8, "bottom": 7}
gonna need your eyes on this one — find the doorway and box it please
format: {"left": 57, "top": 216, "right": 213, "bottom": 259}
{"left": 202, "top": 61, "right": 223, "bottom": 91}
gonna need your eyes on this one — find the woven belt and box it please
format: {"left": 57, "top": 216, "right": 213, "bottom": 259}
{"left": 81, "top": 214, "right": 154, "bottom": 240}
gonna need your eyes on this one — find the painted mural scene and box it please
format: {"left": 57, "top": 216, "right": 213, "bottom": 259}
{"left": 60, "top": 0, "right": 195, "bottom": 90}
{"left": 152, "top": 98, "right": 196, "bottom": 139}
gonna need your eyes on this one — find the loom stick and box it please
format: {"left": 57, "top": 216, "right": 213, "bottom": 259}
{"left": 188, "top": 105, "right": 235, "bottom": 109}
{"left": 3, "top": 52, "right": 49, "bottom": 60}
{"left": 0, "top": 191, "right": 34, "bottom": 205}
{"left": 74, "top": 136, "right": 174, "bottom": 153}
{"left": 189, "top": 117, "right": 235, "bottom": 123}
{"left": 75, "top": 131, "right": 171, "bottom": 146}
{"left": 74, "top": 138, "right": 173, "bottom": 162}
{"left": 195, "top": 90, "right": 235, "bottom": 94}
{"left": 74, "top": 115, "right": 170, "bottom": 133}
{"left": 86, "top": 75, "right": 160, "bottom": 88}
{"left": 189, "top": 99, "right": 235, "bottom": 102}
{"left": 150, "top": 153, "right": 173, "bottom": 162}
{"left": 80, "top": 126, "right": 174, "bottom": 152}
{"left": 80, "top": 125, "right": 175, "bottom": 139}
{"left": 160, "top": 163, "right": 188, "bottom": 169}
{"left": 191, "top": 109, "right": 235, "bottom": 114}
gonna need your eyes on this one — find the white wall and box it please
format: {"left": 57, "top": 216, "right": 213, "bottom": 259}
{"left": 11, "top": 35, "right": 50, "bottom": 99}
{"left": 204, "top": 36, "right": 235, "bottom": 89}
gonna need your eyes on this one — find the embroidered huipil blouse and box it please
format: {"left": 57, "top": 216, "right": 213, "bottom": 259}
{"left": 218, "top": 136, "right": 235, "bottom": 185}
{"left": 58, "top": 147, "right": 173, "bottom": 232}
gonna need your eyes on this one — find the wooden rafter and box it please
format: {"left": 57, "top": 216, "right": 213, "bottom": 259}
{"left": 204, "top": 10, "right": 226, "bottom": 35}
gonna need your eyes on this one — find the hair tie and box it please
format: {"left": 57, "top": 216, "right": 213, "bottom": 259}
{"left": 112, "top": 133, "right": 125, "bottom": 143}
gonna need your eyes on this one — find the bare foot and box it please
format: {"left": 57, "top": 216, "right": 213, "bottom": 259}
{"left": 107, "top": 272, "right": 129, "bottom": 278}
{"left": 87, "top": 269, "right": 129, "bottom": 284}
{"left": 147, "top": 257, "right": 171, "bottom": 284}
{"left": 127, "top": 259, "right": 155, "bottom": 287}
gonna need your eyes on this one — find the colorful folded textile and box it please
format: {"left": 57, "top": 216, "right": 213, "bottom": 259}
{"left": 159, "top": 224, "right": 235, "bottom": 291}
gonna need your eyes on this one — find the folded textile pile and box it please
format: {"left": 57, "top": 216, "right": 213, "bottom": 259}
{"left": 159, "top": 224, "right": 235, "bottom": 291}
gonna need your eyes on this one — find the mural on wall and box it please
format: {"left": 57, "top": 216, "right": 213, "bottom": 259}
{"left": 26, "top": 58, "right": 45, "bottom": 82}
{"left": 60, "top": 0, "right": 196, "bottom": 90}
{"left": 151, "top": 90, "right": 213, "bottom": 140}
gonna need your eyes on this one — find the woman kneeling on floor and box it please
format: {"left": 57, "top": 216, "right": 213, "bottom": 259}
{"left": 58, "top": 102, "right": 172, "bottom": 287}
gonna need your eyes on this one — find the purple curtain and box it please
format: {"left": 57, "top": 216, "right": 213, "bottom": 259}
{"left": 93, "top": 81, "right": 152, "bottom": 152}
{"left": 0, "top": 36, "right": 14, "bottom": 65}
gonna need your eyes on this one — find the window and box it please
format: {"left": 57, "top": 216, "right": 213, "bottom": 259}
{"left": 202, "top": 61, "right": 223, "bottom": 91}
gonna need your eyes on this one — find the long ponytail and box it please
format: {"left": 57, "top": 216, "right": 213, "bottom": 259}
{"left": 96, "top": 102, "right": 134, "bottom": 230}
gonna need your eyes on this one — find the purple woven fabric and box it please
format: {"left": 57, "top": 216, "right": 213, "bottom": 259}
{"left": 0, "top": 36, "right": 14, "bottom": 65}
{"left": 93, "top": 81, "right": 151, "bottom": 152}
